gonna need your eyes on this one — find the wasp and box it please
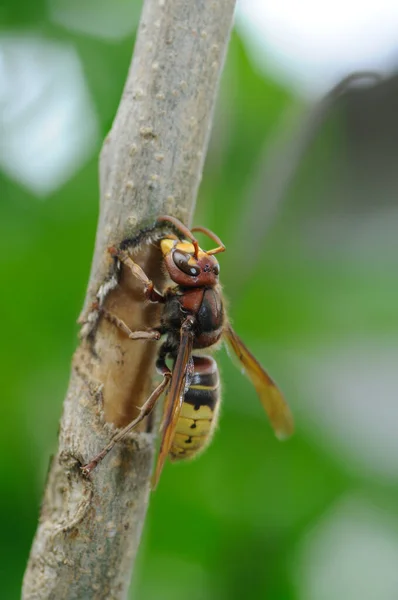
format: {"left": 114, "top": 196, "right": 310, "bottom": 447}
{"left": 82, "top": 216, "right": 294, "bottom": 487}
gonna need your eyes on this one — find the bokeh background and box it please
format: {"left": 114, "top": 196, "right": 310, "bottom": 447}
{"left": 2, "top": 1, "right": 398, "bottom": 599}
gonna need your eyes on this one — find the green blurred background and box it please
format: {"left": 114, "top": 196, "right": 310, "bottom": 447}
{"left": 2, "top": 2, "right": 398, "bottom": 599}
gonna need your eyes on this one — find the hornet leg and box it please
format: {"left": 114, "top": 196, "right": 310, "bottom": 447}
{"left": 99, "top": 306, "right": 160, "bottom": 340}
{"left": 81, "top": 371, "right": 171, "bottom": 475}
{"left": 109, "top": 247, "right": 164, "bottom": 303}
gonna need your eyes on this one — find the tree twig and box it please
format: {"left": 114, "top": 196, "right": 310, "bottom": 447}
{"left": 22, "top": 1, "right": 236, "bottom": 598}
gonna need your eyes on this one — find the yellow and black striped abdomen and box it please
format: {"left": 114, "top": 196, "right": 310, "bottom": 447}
{"left": 169, "top": 356, "right": 220, "bottom": 461}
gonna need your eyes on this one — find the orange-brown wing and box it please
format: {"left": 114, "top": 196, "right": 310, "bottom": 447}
{"left": 224, "top": 323, "right": 294, "bottom": 440}
{"left": 152, "top": 319, "right": 194, "bottom": 488}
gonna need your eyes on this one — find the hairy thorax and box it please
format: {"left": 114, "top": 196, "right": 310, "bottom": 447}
{"left": 162, "top": 285, "right": 224, "bottom": 349}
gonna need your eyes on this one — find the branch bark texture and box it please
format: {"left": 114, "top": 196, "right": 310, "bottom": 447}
{"left": 22, "top": 1, "right": 236, "bottom": 598}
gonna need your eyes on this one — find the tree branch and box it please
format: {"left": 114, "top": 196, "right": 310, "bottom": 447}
{"left": 22, "top": 1, "right": 236, "bottom": 598}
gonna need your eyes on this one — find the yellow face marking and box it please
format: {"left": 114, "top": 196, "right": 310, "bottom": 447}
{"left": 175, "top": 241, "right": 196, "bottom": 254}
{"left": 160, "top": 238, "right": 175, "bottom": 256}
{"left": 174, "top": 241, "right": 208, "bottom": 258}
{"left": 187, "top": 256, "right": 198, "bottom": 267}
{"left": 161, "top": 238, "right": 211, "bottom": 262}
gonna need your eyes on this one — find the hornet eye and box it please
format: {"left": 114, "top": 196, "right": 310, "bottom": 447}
{"left": 213, "top": 264, "right": 220, "bottom": 275}
{"left": 173, "top": 250, "right": 200, "bottom": 276}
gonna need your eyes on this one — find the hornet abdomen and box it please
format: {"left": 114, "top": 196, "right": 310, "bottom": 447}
{"left": 169, "top": 356, "right": 220, "bottom": 461}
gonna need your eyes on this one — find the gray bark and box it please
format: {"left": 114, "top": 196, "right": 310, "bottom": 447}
{"left": 22, "top": 1, "right": 236, "bottom": 598}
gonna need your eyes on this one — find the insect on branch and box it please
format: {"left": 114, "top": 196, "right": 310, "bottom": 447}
{"left": 22, "top": 1, "right": 238, "bottom": 599}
